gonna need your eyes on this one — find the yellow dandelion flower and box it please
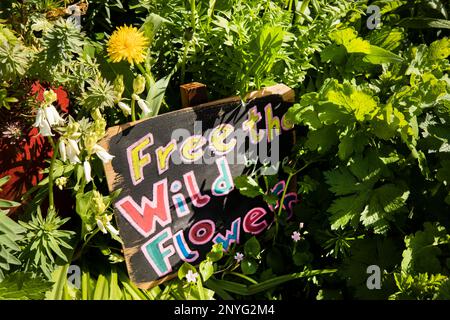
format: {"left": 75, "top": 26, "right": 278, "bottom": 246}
{"left": 107, "top": 25, "right": 149, "bottom": 65}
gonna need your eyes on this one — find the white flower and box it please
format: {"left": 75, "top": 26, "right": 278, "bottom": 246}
{"left": 33, "top": 108, "right": 53, "bottom": 136}
{"left": 33, "top": 104, "right": 64, "bottom": 137}
{"left": 33, "top": 108, "right": 44, "bottom": 127}
{"left": 185, "top": 270, "right": 198, "bottom": 283}
{"left": 59, "top": 139, "right": 67, "bottom": 162}
{"left": 96, "top": 215, "right": 120, "bottom": 236}
{"left": 137, "top": 99, "right": 151, "bottom": 117}
{"left": 299, "top": 222, "right": 304, "bottom": 229}
{"left": 44, "top": 105, "right": 65, "bottom": 126}
{"left": 66, "top": 139, "right": 81, "bottom": 163}
{"left": 83, "top": 160, "right": 92, "bottom": 183}
{"left": 106, "top": 223, "right": 120, "bottom": 235}
{"left": 118, "top": 102, "right": 132, "bottom": 116}
{"left": 234, "top": 252, "right": 244, "bottom": 262}
{"left": 96, "top": 218, "right": 108, "bottom": 234}
{"left": 291, "top": 231, "right": 302, "bottom": 242}
{"left": 59, "top": 138, "right": 81, "bottom": 163}
{"left": 92, "top": 144, "right": 115, "bottom": 163}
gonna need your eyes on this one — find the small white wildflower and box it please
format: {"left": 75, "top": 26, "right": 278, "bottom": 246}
{"left": 291, "top": 231, "right": 302, "bottom": 242}
{"left": 185, "top": 270, "right": 198, "bottom": 283}
{"left": 234, "top": 252, "right": 244, "bottom": 262}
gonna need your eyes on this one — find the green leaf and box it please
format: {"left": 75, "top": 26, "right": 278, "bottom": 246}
{"left": 364, "top": 45, "right": 404, "bottom": 64}
{"left": 145, "top": 69, "right": 175, "bottom": 118}
{"left": 199, "top": 260, "right": 214, "bottom": 282}
{"left": 234, "top": 175, "right": 264, "bottom": 198}
{"left": 305, "top": 126, "right": 339, "bottom": 153}
{"left": 244, "top": 237, "right": 261, "bottom": 259}
{"left": 328, "top": 192, "right": 369, "bottom": 230}
{"left": 45, "top": 264, "right": 70, "bottom": 300}
{"left": 401, "top": 222, "right": 450, "bottom": 275}
{"left": 341, "top": 237, "right": 401, "bottom": 299}
{"left": 206, "top": 243, "right": 224, "bottom": 262}
{"left": 361, "top": 184, "right": 410, "bottom": 234}
{"left": 177, "top": 263, "right": 196, "bottom": 280}
{"left": 139, "top": 13, "right": 169, "bottom": 45}
{"left": 93, "top": 274, "right": 109, "bottom": 300}
{"left": 241, "top": 258, "right": 258, "bottom": 275}
{"left": 399, "top": 18, "right": 450, "bottom": 29}
{"left": 0, "top": 272, "right": 53, "bottom": 300}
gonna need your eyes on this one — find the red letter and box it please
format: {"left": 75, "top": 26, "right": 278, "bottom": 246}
{"left": 183, "top": 171, "right": 210, "bottom": 207}
{"left": 115, "top": 179, "right": 170, "bottom": 237}
{"left": 243, "top": 207, "right": 268, "bottom": 235}
{"left": 189, "top": 220, "right": 216, "bottom": 245}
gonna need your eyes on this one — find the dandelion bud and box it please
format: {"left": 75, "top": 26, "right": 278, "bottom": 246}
{"left": 55, "top": 177, "right": 68, "bottom": 190}
{"left": 66, "top": 121, "right": 80, "bottom": 138}
{"left": 113, "top": 75, "right": 125, "bottom": 103}
{"left": 84, "top": 133, "right": 97, "bottom": 154}
{"left": 133, "top": 75, "right": 146, "bottom": 95}
{"left": 92, "top": 190, "right": 107, "bottom": 214}
{"left": 43, "top": 89, "right": 58, "bottom": 105}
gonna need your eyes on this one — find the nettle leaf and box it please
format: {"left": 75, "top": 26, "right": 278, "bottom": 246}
{"left": 401, "top": 222, "right": 450, "bottom": 275}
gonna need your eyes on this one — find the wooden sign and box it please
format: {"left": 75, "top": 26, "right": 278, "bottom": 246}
{"left": 101, "top": 84, "right": 297, "bottom": 288}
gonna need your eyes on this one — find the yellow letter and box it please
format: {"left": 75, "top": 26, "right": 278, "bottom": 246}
{"left": 265, "top": 103, "right": 281, "bottom": 143}
{"left": 127, "top": 133, "right": 153, "bottom": 185}
{"left": 156, "top": 139, "right": 177, "bottom": 175}
{"left": 180, "top": 135, "right": 206, "bottom": 163}
{"left": 209, "top": 124, "right": 236, "bottom": 155}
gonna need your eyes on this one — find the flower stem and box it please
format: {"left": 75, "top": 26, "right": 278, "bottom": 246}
{"left": 136, "top": 63, "right": 152, "bottom": 91}
{"left": 47, "top": 136, "right": 58, "bottom": 210}
{"left": 131, "top": 97, "right": 136, "bottom": 122}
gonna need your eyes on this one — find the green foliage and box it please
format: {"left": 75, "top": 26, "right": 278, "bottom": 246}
{"left": 0, "top": 0, "right": 450, "bottom": 301}
{"left": 80, "top": 77, "right": 116, "bottom": 111}
{"left": 401, "top": 222, "right": 450, "bottom": 275}
{"left": 0, "top": 272, "right": 53, "bottom": 300}
{"left": 18, "top": 208, "right": 75, "bottom": 279}
{"left": 390, "top": 272, "right": 448, "bottom": 300}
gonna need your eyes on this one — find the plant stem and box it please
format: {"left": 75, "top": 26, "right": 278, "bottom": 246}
{"left": 136, "top": 63, "right": 152, "bottom": 91}
{"left": 180, "top": 42, "right": 189, "bottom": 84}
{"left": 190, "top": 0, "right": 196, "bottom": 33}
{"left": 47, "top": 136, "right": 58, "bottom": 210}
{"left": 272, "top": 159, "right": 317, "bottom": 245}
{"left": 131, "top": 97, "right": 136, "bottom": 122}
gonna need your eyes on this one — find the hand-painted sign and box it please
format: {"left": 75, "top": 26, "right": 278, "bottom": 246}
{"left": 101, "top": 84, "right": 297, "bottom": 288}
